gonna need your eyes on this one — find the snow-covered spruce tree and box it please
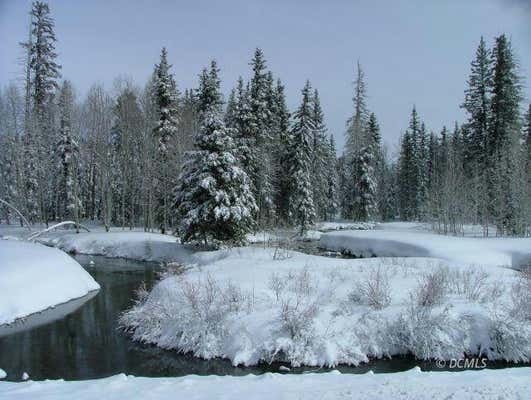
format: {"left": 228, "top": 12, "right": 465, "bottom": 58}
{"left": 354, "top": 145, "right": 377, "bottom": 221}
{"left": 310, "top": 89, "right": 329, "bottom": 220}
{"left": 153, "top": 47, "right": 179, "bottom": 234}
{"left": 361, "top": 112, "right": 381, "bottom": 221}
{"left": 270, "top": 79, "right": 292, "bottom": 224}
{"left": 461, "top": 37, "right": 493, "bottom": 229}
{"left": 462, "top": 36, "right": 492, "bottom": 175}
{"left": 287, "top": 81, "right": 316, "bottom": 234}
{"left": 397, "top": 129, "right": 416, "bottom": 221}
{"left": 488, "top": 34, "right": 524, "bottom": 235}
{"left": 21, "top": 1, "right": 61, "bottom": 223}
{"left": 325, "top": 135, "right": 339, "bottom": 220}
{"left": 248, "top": 48, "right": 275, "bottom": 226}
{"left": 175, "top": 61, "right": 257, "bottom": 246}
{"left": 343, "top": 61, "right": 369, "bottom": 219}
{"left": 55, "top": 80, "right": 81, "bottom": 223}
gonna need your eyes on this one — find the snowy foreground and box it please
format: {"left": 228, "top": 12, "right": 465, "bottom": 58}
{"left": 0, "top": 240, "right": 100, "bottom": 325}
{"left": 121, "top": 246, "right": 530, "bottom": 367}
{"left": 320, "top": 229, "right": 531, "bottom": 267}
{"left": 0, "top": 368, "right": 530, "bottom": 400}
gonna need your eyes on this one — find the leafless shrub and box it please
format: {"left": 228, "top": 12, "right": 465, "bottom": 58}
{"left": 510, "top": 268, "right": 531, "bottom": 320}
{"left": 451, "top": 268, "right": 490, "bottom": 301}
{"left": 157, "top": 262, "right": 184, "bottom": 280}
{"left": 349, "top": 266, "right": 392, "bottom": 310}
{"left": 133, "top": 281, "right": 150, "bottom": 305}
{"left": 278, "top": 297, "right": 319, "bottom": 340}
{"left": 414, "top": 266, "right": 450, "bottom": 307}
{"left": 269, "top": 272, "right": 287, "bottom": 301}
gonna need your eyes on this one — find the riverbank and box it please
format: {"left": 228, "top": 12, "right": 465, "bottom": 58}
{"left": 0, "top": 367, "right": 529, "bottom": 399}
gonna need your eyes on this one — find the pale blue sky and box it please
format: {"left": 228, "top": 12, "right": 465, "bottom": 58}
{"left": 1, "top": 0, "right": 530, "bottom": 154}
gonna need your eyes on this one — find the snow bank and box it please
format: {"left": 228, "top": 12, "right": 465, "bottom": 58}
{"left": 0, "top": 367, "right": 529, "bottom": 399}
{"left": 39, "top": 232, "right": 196, "bottom": 264}
{"left": 0, "top": 369, "right": 5, "bottom": 380}
{"left": 319, "top": 230, "right": 531, "bottom": 267}
{"left": 121, "top": 247, "right": 530, "bottom": 367}
{"left": 0, "top": 240, "right": 100, "bottom": 325}
{"left": 315, "top": 221, "right": 376, "bottom": 231}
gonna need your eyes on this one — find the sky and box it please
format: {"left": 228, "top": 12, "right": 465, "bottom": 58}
{"left": 1, "top": 0, "right": 530, "bottom": 155}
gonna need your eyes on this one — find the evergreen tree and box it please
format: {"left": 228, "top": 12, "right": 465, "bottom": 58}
{"left": 153, "top": 47, "right": 179, "bottom": 233}
{"left": 488, "top": 34, "right": 523, "bottom": 235}
{"left": 397, "top": 129, "right": 415, "bottom": 220}
{"left": 55, "top": 80, "right": 81, "bottom": 223}
{"left": 287, "top": 81, "right": 316, "bottom": 233}
{"left": 325, "top": 135, "right": 339, "bottom": 220}
{"left": 248, "top": 48, "right": 274, "bottom": 225}
{"left": 354, "top": 145, "right": 377, "bottom": 221}
{"left": 23, "top": 1, "right": 61, "bottom": 223}
{"left": 271, "top": 79, "right": 292, "bottom": 223}
{"left": 175, "top": 61, "right": 257, "bottom": 245}
{"left": 366, "top": 112, "right": 382, "bottom": 220}
{"left": 310, "top": 89, "right": 329, "bottom": 220}
{"left": 462, "top": 36, "right": 492, "bottom": 174}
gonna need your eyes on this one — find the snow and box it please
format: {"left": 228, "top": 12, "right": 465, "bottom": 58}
{"left": 319, "top": 229, "right": 531, "bottom": 267}
{"left": 315, "top": 221, "right": 376, "bottom": 231}
{"left": 0, "top": 369, "right": 5, "bottom": 380}
{"left": 0, "top": 367, "right": 529, "bottom": 399}
{"left": 38, "top": 232, "right": 196, "bottom": 264}
{"left": 0, "top": 240, "right": 100, "bottom": 326}
{"left": 120, "top": 247, "right": 530, "bottom": 367}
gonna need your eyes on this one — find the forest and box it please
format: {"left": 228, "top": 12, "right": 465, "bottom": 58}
{"left": 0, "top": 1, "right": 529, "bottom": 244}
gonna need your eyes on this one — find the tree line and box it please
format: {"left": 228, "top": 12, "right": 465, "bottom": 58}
{"left": 0, "top": 1, "right": 529, "bottom": 243}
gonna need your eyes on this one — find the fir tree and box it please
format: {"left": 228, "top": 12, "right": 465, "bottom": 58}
{"left": 488, "top": 34, "right": 523, "bottom": 235}
{"left": 288, "top": 81, "right": 316, "bottom": 233}
{"left": 461, "top": 36, "right": 492, "bottom": 174}
{"left": 310, "top": 89, "right": 329, "bottom": 220}
{"left": 325, "top": 135, "right": 339, "bottom": 220}
{"left": 55, "top": 80, "right": 81, "bottom": 223}
{"left": 153, "top": 47, "right": 179, "bottom": 233}
{"left": 175, "top": 61, "right": 257, "bottom": 245}
{"left": 249, "top": 48, "right": 274, "bottom": 225}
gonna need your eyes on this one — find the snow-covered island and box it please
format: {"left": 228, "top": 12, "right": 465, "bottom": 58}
{"left": 0, "top": 240, "right": 100, "bottom": 326}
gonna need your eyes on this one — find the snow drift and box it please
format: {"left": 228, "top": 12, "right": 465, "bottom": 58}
{"left": 0, "top": 367, "right": 529, "bottom": 400}
{"left": 319, "top": 230, "right": 531, "bottom": 267}
{"left": 0, "top": 240, "right": 100, "bottom": 325}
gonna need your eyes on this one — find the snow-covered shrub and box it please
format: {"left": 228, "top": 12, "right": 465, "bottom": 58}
{"left": 414, "top": 265, "right": 450, "bottom": 307}
{"left": 391, "top": 302, "right": 464, "bottom": 360}
{"left": 485, "top": 311, "right": 531, "bottom": 362}
{"left": 509, "top": 268, "right": 530, "bottom": 320}
{"left": 450, "top": 267, "right": 490, "bottom": 301}
{"left": 349, "top": 265, "right": 391, "bottom": 310}
{"left": 269, "top": 272, "right": 287, "bottom": 301}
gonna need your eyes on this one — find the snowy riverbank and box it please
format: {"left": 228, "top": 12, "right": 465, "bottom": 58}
{"left": 0, "top": 240, "right": 100, "bottom": 326}
{"left": 319, "top": 229, "right": 531, "bottom": 267}
{"left": 120, "top": 246, "right": 530, "bottom": 367}
{"left": 0, "top": 367, "right": 529, "bottom": 400}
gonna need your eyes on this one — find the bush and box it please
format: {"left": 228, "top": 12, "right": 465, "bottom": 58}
{"left": 349, "top": 266, "right": 391, "bottom": 310}
{"left": 414, "top": 265, "right": 450, "bottom": 307}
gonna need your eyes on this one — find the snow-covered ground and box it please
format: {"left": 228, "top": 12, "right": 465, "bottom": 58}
{"left": 0, "top": 240, "right": 100, "bottom": 326}
{"left": 320, "top": 229, "right": 531, "bottom": 267}
{"left": 121, "top": 246, "right": 530, "bottom": 367}
{"left": 38, "top": 231, "right": 197, "bottom": 264}
{"left": 0, "top": 367, "right": 529, "bottom": 400}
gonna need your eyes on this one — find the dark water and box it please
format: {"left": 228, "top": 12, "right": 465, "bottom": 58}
{"left": 0, "top": 255, "right": 526, "bottom": 382}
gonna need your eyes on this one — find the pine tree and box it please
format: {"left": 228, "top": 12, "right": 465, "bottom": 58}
{"left": 354, "top": 145, "right": 377, "bottom": 221}
{"left": 153, "top": 47, "right": 179, "bottom": 233}
{"left": 55, "top": 80, "right": 81, "bottom": 223}
{"left": 287, "top": 81, "right": 316, "bottom": 233}
{"left": 398, "top": 129, "right": 415, "bottom": 220}
{"left": 175, "top": 61, "right": 257, "bottom": 245}
{"left": 365, "top": 112, "right": 382, "bottom": 220}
